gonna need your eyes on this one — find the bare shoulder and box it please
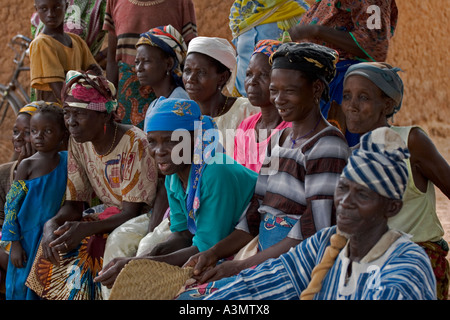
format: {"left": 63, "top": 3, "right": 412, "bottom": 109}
{"left": 14, "top": 156, "right": 34, "bottom": 180}
{"left": 407, "top": 127, "right": 436, "bottom": 155}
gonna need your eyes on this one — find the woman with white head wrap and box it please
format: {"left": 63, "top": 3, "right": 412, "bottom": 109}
{"left": 342, "top": 62, "right": 450, "bottom": 300}
{"left": 183, "top": 36, "right": 259, "bottom": 157}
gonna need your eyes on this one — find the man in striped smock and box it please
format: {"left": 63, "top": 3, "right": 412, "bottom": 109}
{"left": 206, "top": 127, "right": 437, "bottom": 300}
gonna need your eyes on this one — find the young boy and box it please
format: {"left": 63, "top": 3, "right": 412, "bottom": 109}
{"left": 30, "top": 0, "right": 101, "bottom": 103}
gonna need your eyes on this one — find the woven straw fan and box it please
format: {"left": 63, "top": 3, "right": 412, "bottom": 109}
{"left": 109, "top": 259, "right": 193, "bottom": 300}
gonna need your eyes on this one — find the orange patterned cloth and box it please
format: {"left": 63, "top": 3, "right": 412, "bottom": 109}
{"left": 24, "top": 127, "right": 158, "bottom": 300}
{"left": 66, "top": 126, "right": 158, "bottom": 209}
{"left": 26, "top": 214, "right": 108, "bottom": 300}
{"left": 417, "top": 240, "right": 450, "bottom": 300}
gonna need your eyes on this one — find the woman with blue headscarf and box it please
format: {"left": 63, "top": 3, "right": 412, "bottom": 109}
{"left": 342, "top": 62, "right": 450, "bottom": 300}
{"left": 95, "top": 97, "right": 258, "bottom": 291}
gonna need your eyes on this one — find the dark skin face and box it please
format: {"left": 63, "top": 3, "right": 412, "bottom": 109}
{"left": 30, "top": 111, "right": 66, "bottom": 154}
{"left": 244, "top": 53, "right": 272, "bottom": 108}
{"left": 269, "top": 68, "right": 327, "bottom": 147}
{"left": 244, "top": 52, "right": 284, "bottom": 142}
{"left": 63, "top": 106, "right": 108, "bottom": 144}
{"left": 135, "top": 45, "right": 174, "bottom": 87}
{"left": 12, "top": 113, "right": 32, "bottom": 155}
{"left": 342, "top": 75, "right": 394, "bottom": 135}
{"left": 334, "top": 177, "right": 402, "bottom": 262}
{"left": 147, "top": 130, "right": 192, "bottom": 187}
{"left": 269, "top": 68, "right": 320, "bottom": 123}
{"left": 183, "top": 53, "right": 228, "bottom": 101}
{"left": 34, "top": 0, "right": 67, "bottom": 33}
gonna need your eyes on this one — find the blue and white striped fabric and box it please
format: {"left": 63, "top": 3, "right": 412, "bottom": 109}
{"left": 342, "top": 127, "right": 410, "bottom": 200}
{"left": 206, "top": 226, "right": 437, "bottom": 300}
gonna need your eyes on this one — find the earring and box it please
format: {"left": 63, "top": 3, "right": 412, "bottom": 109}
{"left": 166, "top": 70, "right": 170, "bottom": 76}
{"left": 104, "top": 123, "right": 107, "bottom": 135}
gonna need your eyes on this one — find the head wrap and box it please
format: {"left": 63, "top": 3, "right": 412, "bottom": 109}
{"left": 62, "top": 70, "right": 117, "bottom": 113}
{"left": 303, "top": 127, "right": 409, "bottom": 300}
{"left": 344, "top": 62, "right": 404, "bottom": 117}
{"left": 342, "top": 127, "right": 409, "bottom": 200}
{"left": 19, "top": 102, "right": 39, "bottom": 116}
{"left": 187, "top": 36, "right": 237, "bottom": 95}
{"left": 19, "top": 101, "right": 62, "bottom": 116}
{"left": 146, "top": 97, "right": 219, "bottom": 234}
{"left": 252, "top": 39, "right": 282, "bottom": 58}
{"left": 270, "top": 42, "right": 339, "bottom": 102}
{"left": 136, "top": 25, "right": 187, "bottom": 87}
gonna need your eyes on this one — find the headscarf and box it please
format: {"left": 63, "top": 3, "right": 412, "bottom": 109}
{"left": 18, "top": 102, "right": 40, "bottom": 116}
{"left": 252, "top": 39, "right": 282, "bottom": 58}
{"left": 146, "top": 97, "right": 219, "bottom": 234}
{"left": 19, "top": 101, "right": 62, "bottom": 116}
{"left": 301, "top": 126, "right": 410, "bottom": 300}
{"left": 136, "top": 25, "right": 187, "bottom": 87}
{"left": 187, "top": 36, "right": 237, "bottom": 96}
{"left": 269, "top": 42, "right": 339, "bottom": 102}
{"left": 62, "top": 70, "right": 117, "bottom": 113}
{"left": 342, "top": 127, "right": 409, "bottom": 200}
{"left": 344, "top": 62, "right": 404, "bottom": 117}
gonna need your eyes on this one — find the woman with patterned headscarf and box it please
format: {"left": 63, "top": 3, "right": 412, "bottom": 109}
{"left": 94, "top": 97, "right": 257, "bottom": 294}
{"left": 233, "top": 39, "right": 291, "bottom": 172}
{"left": 135, "top": 24, "right": 190, "bottom": 132}
{"left": 25, "top": 70, "right": 159, "bottom": 300}
{"left": 342, "top": 62, "right": 450, "bottom": 300}
{"left": 103, "top": 0, "right": 197, "bottom": 130}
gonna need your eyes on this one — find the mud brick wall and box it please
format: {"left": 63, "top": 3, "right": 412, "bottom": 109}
{"left": 0, "top": 0, "right": 448, "bottom": 158}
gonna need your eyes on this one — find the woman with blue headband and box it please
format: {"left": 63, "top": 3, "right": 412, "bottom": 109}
{"left": 94, "top": 97, "right": 257, "bottom": 291}
{"left": 342, "top": 62, "right": 450, "bottom": 300}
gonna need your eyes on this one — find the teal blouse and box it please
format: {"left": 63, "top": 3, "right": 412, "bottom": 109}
{"left": 165, "top": 153, "right": 258, "bottom": 252}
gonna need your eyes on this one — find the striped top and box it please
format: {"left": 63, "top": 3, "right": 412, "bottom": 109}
{"left": 103, "top": 0, "right": 197, "bottom": 65}
{"left": 236, "top": 126, "right": 349, "bottom": 240}
{"left": 207, "top": 226, "right": 437, "bottom": 300}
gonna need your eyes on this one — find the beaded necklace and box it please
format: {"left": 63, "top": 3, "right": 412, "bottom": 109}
{"left": 289, "top": 117, "right": 321, "bottom": 148}
{"left": 128, "top": 0, "right": 166, "bottom": 6}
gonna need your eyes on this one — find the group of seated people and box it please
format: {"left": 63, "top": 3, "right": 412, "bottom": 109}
{"left": 0, "top": 4, "right": 449, "bottom": 302}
